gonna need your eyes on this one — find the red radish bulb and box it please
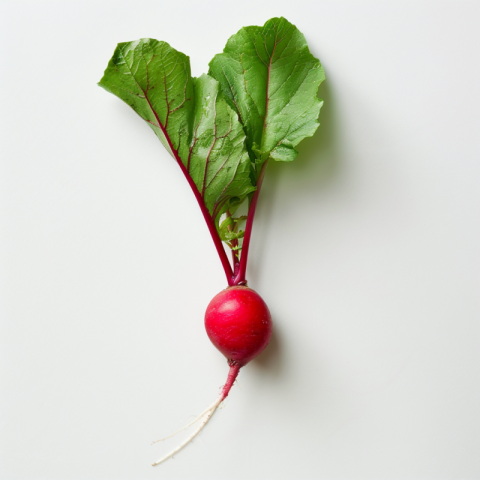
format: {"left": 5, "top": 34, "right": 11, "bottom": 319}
{"left": 205, "top": 286, "right": 273, "bottom": 368}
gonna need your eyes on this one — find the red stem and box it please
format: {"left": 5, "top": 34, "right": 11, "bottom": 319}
{"left": 232, "top": 38, "right": 276, "bottom": 285}
{"left": 233, "top": 160, "right": 269, "bottom": 285}
{"left": 221, "top": 363, "right": 241, "bottom": 400}
{"left": 144, "top": 93, "right": 235, "bottom": 285}
{"left": 174, "top": 154, "right": 235, "bottom": 285}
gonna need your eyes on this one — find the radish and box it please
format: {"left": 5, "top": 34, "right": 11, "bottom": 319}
{"left": 98, "top": 16, "right": 324, "bottom": 465}
{"left": 205, "top": 286, "right": 273, "bottom": 368}
{"left": 151, "top": 286, "right": 272, "bottom": 465}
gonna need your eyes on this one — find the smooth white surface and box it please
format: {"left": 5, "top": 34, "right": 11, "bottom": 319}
{"left": 1, "top": 1, "right": 479, "bottom": 478}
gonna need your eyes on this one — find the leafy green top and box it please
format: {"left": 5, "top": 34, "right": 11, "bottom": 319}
{"left": 98, "top": 18, "right": 324, "bottom": 281}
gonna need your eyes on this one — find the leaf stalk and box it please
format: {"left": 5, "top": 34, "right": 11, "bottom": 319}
{"left": 147, "top": 95, "right": 235, "bottom": 285}
{"left": 233, "top": 159, "right": 269, "bottom": 285}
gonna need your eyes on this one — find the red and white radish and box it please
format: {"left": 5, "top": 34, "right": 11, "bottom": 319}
{"left": 152, "top": 286, "right": 272, "bottom": 464}
{"left": 99, "top": 16, "right": 324, "bottom": 465}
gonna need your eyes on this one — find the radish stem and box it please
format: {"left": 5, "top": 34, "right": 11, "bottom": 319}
{"left": 234, "top": 160, "right": 269, "bottom": 285}
{"left": 144, "top": 93, "right": 235, "bottom": 286}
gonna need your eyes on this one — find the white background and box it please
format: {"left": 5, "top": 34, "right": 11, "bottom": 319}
{"left": 1, "top": 1, "right": 479, "bottom": 479}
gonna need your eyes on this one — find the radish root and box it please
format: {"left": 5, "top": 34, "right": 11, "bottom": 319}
{"left": 151, "top": 396, "right": 222, "bottom": 466}
{"left": 151, "top": 364, "right": 240, "bottom": 466}
{"left": 151, "top": 397, "right": 222, "bottom": 445}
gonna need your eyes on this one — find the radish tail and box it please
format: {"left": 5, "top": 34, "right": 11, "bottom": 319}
{"left": 151, "top": 398, "right": 221, "bottom": 445}
{"left": 151, "top": 364, "right": 240, "bottom": 466}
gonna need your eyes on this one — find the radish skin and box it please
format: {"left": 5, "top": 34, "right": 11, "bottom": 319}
{"left": 205, "top": 286, "right": 273, "bottom": 366}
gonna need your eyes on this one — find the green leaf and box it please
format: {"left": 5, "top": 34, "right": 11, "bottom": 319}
{"left": 188, "top": 75, "right": 255, "bottom": 221}
{"left": 218, "top": 215, "right": 247, "bottom": 242}
{"left": 208, "top": 17, "right": 325, "bottom": 172}
{"left": 98, "top": 39, "right": 193, "bottom": 156}
{"left": 98, "top": 39, "right": 255, "bottom": 235}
